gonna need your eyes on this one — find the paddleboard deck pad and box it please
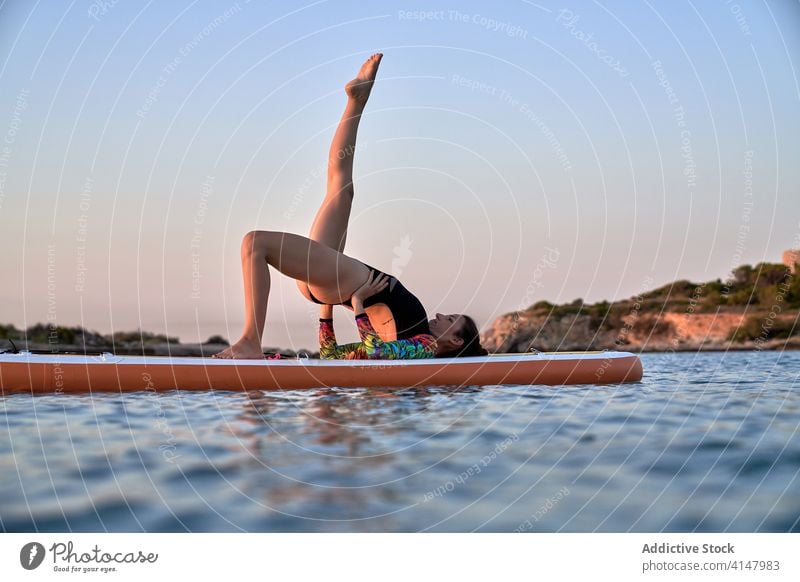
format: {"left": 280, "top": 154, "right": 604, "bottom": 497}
{"left": 0, "top": 351, "right": 643, "bottom": 394}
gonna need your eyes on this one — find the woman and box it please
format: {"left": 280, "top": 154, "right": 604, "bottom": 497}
{"left": 214, "top": 53, "right": 487, "bottom": 360}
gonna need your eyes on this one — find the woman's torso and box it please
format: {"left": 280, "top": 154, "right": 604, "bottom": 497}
{"left": 303, "top": 263, "right": 431, "bottom": 341}
{"left": 348, "top": 264, "right": 432, "bottom": 340}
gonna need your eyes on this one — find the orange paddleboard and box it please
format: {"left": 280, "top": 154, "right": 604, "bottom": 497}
{"left": 0, "top": 351, "right": 643, "bottom": 394}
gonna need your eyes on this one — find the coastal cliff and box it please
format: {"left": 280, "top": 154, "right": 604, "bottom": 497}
{"left": 481, "top": 262, "right": 800, "bottom": 353}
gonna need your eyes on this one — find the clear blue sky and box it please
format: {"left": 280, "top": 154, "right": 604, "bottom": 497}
{"left": 1, "top": 0, "right": 798, "bottom": 349}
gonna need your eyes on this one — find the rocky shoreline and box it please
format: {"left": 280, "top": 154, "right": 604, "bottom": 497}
{"left": 0, "top": 325, "right": 316, "bottom": 358}
{"left": 479, "top": 308, "right": 800, "bottom": 353}
{"left": 2, "top": 341, "right": 315, "bottom": 358}
{"left": 480, "top": 261, "right": 799, "bottom": 353}
{"left": 4, "top": 262, "right": 798, "bottom": 357}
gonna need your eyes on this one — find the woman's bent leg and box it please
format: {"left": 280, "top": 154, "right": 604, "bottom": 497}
{"left": 213, "top": 233, "right": 274, "bottom": 359}
{"left": 215, "top": 230, "right": 370, "bottom": 359}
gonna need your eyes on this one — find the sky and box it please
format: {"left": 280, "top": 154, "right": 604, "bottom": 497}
{"left": 0, "top": 0, "right": 798, "bottom": 350}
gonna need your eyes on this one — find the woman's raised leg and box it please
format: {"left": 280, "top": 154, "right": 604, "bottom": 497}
{"left": 297, "top": 54, "right": 383, "bottom": 299}
{"left": 214, "top": 231, "right": 370, "bottom": 359}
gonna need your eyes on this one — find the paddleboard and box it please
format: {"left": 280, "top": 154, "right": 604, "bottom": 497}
{"left": 0, "top": 350, "right": 643, "bottom": 393}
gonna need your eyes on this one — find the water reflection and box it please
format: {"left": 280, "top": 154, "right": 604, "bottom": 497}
{"left": 235, "top": 385, "right": 478, "bottom": 452}
{"left": 215, "top": 386, "right": 490, "bottom": 528}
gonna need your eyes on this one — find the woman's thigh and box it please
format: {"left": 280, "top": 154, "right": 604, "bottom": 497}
{"left": 308, "top": 182, "right": 353, "bottom": 252}
{"left": 250, "top": 230, "right": 369, "bottom": 305}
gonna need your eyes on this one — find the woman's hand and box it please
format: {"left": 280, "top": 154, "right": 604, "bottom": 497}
{"left": 351, "top": 272, "right": 390, "bottom": 311}
{"left": 319, "top": 304, "right": 333, "bottom": 319}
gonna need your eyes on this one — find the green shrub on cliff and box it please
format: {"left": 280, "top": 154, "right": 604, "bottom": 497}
{"left": 0, "top": 324, "right": 20, "bottom": 340}
{"left": 529, "top": 300, "right": 554, "bottom": 312}
{"left": 729, "top": 315, "right": 799, "bottom": 342}
{"left": 722, "top": 263, "right": 796, "bottom": 307}
{"left": 23, "top": 323, "right": 78, "bottom": 344}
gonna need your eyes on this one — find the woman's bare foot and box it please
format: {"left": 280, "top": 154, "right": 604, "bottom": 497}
{"left": 212, "top": 337, "right": 265, "bottom": 359}
{"left": 345, "top": 52, "right": 383, "bottom": 105}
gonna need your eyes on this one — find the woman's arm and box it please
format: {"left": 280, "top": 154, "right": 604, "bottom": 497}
{"left": 318, "top": 317, "right": 364, "bottom": 359}
{"left": 319, "top": 303, "right": 333, "bottom": 320}
{"left": 319, "top": 302, "right": 372, "bottom": 359}
{"left": 354, "top": 313, "right": 437, "bottom": 359}
{"left": 318, "top": 314, "right": 437, "bottom": 360}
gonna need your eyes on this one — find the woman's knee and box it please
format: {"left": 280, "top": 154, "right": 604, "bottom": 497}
{"left": 241, "top": 230, "right": 274, "bottom": 258}
{"left": 241, "top": 230, "right": 258, "bottom": 257}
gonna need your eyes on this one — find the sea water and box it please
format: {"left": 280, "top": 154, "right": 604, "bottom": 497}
{"left": 1, "top": 351, "right": 798, "bottom": 532}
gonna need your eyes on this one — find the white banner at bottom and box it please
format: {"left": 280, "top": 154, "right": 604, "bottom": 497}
{"left": 1, "top": 533, "right": 797, "bottom": 581}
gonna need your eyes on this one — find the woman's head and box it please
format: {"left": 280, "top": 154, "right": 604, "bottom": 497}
{"left": 428, "top": 313, "right": 489, "bottom": 357}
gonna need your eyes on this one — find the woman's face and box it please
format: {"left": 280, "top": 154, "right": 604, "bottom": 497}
{"left": 429, "top": 313, "right": 465, "bottom": 345}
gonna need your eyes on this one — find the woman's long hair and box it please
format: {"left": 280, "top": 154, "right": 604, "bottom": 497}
{"left": 440, "top": 315, "right": 488, "bottom": 358}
